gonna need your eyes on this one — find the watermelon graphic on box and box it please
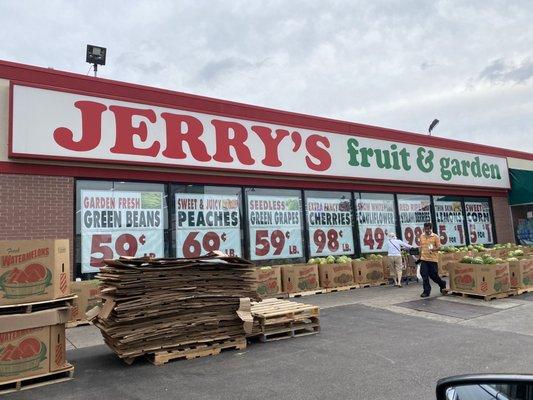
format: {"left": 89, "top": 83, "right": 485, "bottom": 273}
{"left": 0, "top": 239, "right": 70, "bottom": 306}
{"left": 0, "top": 263, "right": 52, "bottom": 298}
{"left": 0, "top": 338, "right": 47, "bottom": 377}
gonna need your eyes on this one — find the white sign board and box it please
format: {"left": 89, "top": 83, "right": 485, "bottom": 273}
{"left": 465, "top": 201, "right": 494, "bottom": 245}
{"left": 398, "top": 199, "right": 432, "bottom": 247}
{"left": 11, "top": 84, "right": 510, "bottom": 188}
{"left": 307, "top": 197, "right": 354, "bottom": 256}
{"left": 80, "top": 190, "right": 164, "bottom": 273}
{"left": 356, "top": 198, "right": 396, "bottom": 253}
{"left": 434, "top": 200, "right": 466, "bottom": 246}
{"left": 247, "top": 195, "right": 303, "bottom": 260}
{"left": 175, "top": 193, "right": 241, "bottom": 257}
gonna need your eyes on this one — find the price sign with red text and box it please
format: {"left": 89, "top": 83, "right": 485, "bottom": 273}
{"left": 248, "top": 195, "right": 303, "bottom": 260}
{"left": 434, "top": 200, "right": 466, "bottom": 246}
{"left": 307, "top": 197, "right": 354, "bottom": 256}
{"left": 81, "top": 190, "right": 164, "bottom": 273}
{"left": 175, "top": 194, "right": 241, "bottom": 257}
{"left": 398, "top": 199, "right": 432, "bottom": 247}
{"left": 465, "top": 201, "right": 493, "bottom": 245}
{"left": 355, "top": 199, "right": 396, "bottom": 253}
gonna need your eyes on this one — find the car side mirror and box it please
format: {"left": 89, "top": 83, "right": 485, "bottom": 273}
{"left": 436, "top": 374, "right": 533, "bottom": 400}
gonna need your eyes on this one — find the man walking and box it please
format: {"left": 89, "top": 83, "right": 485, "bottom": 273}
{"left": 419, "top": 222, "right": 447, "bottom": 297}
{"left": 386, "top": 232, "right": 412, "bottom": 287}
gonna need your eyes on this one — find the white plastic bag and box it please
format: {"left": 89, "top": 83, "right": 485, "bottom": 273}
{"left": 416, "top": 265, "right": 422, "bottom": 281}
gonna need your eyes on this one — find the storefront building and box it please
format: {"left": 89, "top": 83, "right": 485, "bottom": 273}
{"left": 0, "top": 60, "right": 532, "bottom": 279}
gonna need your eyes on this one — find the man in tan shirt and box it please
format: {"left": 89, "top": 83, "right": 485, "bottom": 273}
{"left": 419, "top": 222, "right": 447, "bottom": 297}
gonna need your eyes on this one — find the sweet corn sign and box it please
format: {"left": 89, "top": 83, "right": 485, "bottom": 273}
{"left": 10, "top": 84, "right": 510, "bottom": 189}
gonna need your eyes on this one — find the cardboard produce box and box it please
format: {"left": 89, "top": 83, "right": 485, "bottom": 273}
{"left": 437, "top": 253, "right": 457, "bottom": 275}
{"left": 508, "top": 258, "right": 533, "bottom": 289}
{"left": 0, "top": 308, "right": 69, "bottom": 383}
{"left": 0, "top": 239, "right": 70, "bottom": 306}
{"left": 281, "top": 264, "right": 319, "bottom": 293}
{"left": 70, "top": 280, "right": 101, "bottom": 323}
{"left": 252, "top": 266, "right": 282, "bottom": 297}
{"left": 381, "top": 257, "right": 391, "bottom": 280}
{"left": 449, "top": 262, "right": 510, "bottom": 295}
{"left": 318, "top": 263, "right": 354, "bottom": 288}
{"left": 352, "top": 260, "right": 384, "bottom": 285}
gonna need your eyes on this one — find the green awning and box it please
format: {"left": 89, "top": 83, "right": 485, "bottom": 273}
{"left": 509, "top": 168, "right": 533, "bottom": 206}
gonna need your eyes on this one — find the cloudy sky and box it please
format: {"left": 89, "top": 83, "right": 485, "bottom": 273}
{"left": 1, "top": 0, "right": 532, "bottom": 152}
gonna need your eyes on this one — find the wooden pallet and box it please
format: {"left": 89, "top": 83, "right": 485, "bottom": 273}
{"left": 0, "top": 295, "right": 76, "bottom": 315}
{"left": 0, "top": 364, "right": 74, "bottom": 395}
{"left": 148, "top": 338, "right": 246, "bottom": 365}
{"left": 66, "top": 319, "right": 92, "bottom": 329}
{"left": 251, "top": 299, "right": 319, "bottom": 325}
{"left": 258, "top": 318, "right": 320, "bottom": 342}
{"left": 258, "top": 292, "right": 289, "bottom": 300}
{"left": 325, "top": 285, "right": 361, "bottom": 293}
{"left": 288, "top": 289, "right": 326, "bottom": 298}
{"left": 443, "top": 289, "right": 517, "bottom": 301}
{"left": 513, "top": 287, "right": 533, "bottom": 296}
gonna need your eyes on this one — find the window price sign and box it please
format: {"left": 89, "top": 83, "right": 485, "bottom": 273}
{"left": 465, "top": 201, "right": 493, "bottom": 245}
{"left": 398, "top": 199, "right": 432, "bottom": 247}
{"left": 81, "top": 190, "right": 165, "bottom": 273}
{"left": 356, "top": 198, "right": 396, "bottom": 253}
{"left": 307, "top": 197, "right": 354, "bottom": 256}
{"left": 175, "top": 193, "right": 241, "bottom": 257}
{"left": 247, "top": 195, "right": 303, "bottom": 260}
{"left": 434, "top": 200, "right": 466, "bottom": 246}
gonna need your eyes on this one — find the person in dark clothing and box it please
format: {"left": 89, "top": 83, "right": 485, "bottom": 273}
{"left": 418, "top": 222, "right": 447, "bottom": 298}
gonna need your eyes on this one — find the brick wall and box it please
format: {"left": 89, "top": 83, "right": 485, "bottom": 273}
{"left": 492, "top": 196, "right": 515, "bottom": 244}
{"left": 0, "top": 174, "right": 74, "bottom": 277}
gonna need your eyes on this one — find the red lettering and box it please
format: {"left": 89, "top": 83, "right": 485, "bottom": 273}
{"left": 53, "top": 101, "right": 107, "bottom": 151}
{"left": 305, "top": 134, "right": 331, "bottom": 171}
{"left": 109, "top": 106, "right": 159, "bottom": 157}
{"left": 252, "top": 126, "right": 290, "bottom": 167}
{"left": 161, "top": 113, "right": 211, "bottom": 162}
{"left": 211, "top": 119, "right": 254, "bottom": 165}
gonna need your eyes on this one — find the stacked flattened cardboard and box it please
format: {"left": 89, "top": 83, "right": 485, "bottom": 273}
{"left": 0, "top": 239, "right": 73, "bottom": 395}
{"left": 92, "top": 252, "right": 259, "bottom": 364}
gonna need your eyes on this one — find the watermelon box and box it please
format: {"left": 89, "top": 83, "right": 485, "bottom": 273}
{"left": 318, "top": 263, "right": 354, "bottom": 288}
{"left": 449, "top": 262, "right": 510, "bottom": 295}
{"left": 352, "top": 260, "right": 384, "bottom": 285}
{"left": 252, "top": 266, "right": 282, "bottom": 297}
{"left": 69, "top": 280, "right": 102, "bottom": 323}
{"left": 0, "top": 308, "right": 69, "bottom": 383}
{"left": 281, "top": 264, "right": 319, "bottom": 293}
{"left": 508, "top": 258, "right": 533, "bottom": 289}
{"left": 0, "top": 239, "right": 70, "bottom": 306}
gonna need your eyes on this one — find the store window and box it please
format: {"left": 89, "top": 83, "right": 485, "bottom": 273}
{"left": 433, "top": 196, "right": 466, "bottom": 246}
{"left": 76, "top": 180, "right": 168, "bottom": 276}
{"left": 397, "top": 194, "right": 432, "bottom": 247}
{"left": 245, "top": 188, "right": 304, "bottom": 263}
{"left": 465, "top": 198, "right": 494, "bottom": 245}
{"left": 171, "top": 185, "right": 243, "bottom": 258}
{"left": 304, "top": 191, "right": 354, "bottom": 257}
{"left": 354, "top": 193, "right": 396, "bottom": 253}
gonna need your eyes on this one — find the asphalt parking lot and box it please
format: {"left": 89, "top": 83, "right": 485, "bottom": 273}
{"left": 5, "top": 282, "right": 533, "bottom": 400}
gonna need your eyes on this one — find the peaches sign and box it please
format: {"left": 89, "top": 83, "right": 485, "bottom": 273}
{"left": 11, "top": 84, "right": 510, "bottom": 188}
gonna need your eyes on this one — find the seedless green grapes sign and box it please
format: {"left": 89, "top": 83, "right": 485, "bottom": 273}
{"left": 81, "top": 190, "right": 164, "bottom": 273}
{"left": 248, "top": 195, "right": 303, "bottom": 260}
{"left": 175, "top": 194, "right": 241, "bottom": 257}
{"left": 307, "top": 197, "right": 354, "bottom": 256}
